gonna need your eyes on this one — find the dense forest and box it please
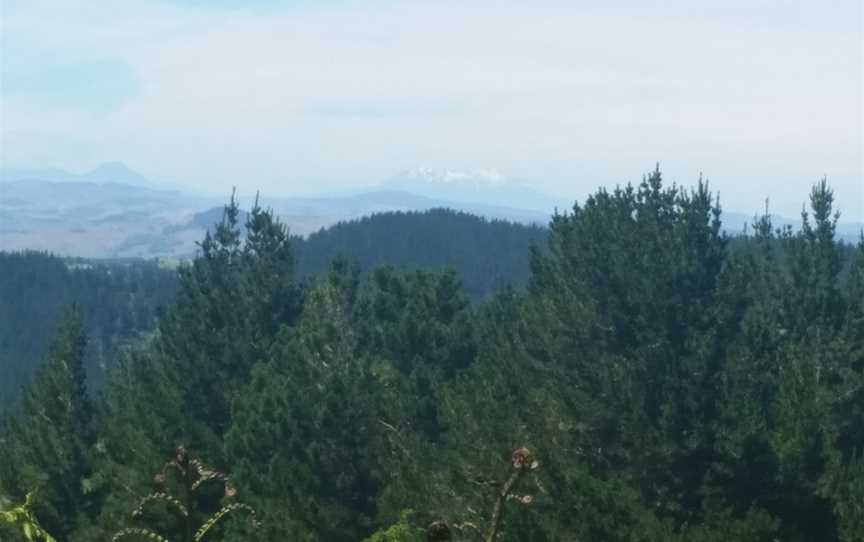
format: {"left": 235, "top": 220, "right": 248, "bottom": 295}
{"left": 0, "top": 254, "right": 177, "bottom": 407}
{"left": 293, "top": 209, "right": 547, "bottom": 300}
{"left": 0, "top": 210, "right": 543, "bottom": 407}
{"left": 1, "top": 170, "right": 863, "bottom": 541}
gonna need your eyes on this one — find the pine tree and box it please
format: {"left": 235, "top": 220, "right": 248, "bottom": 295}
{"left": 225, "top": 263, "right": 381, "bottom": 541}
{"left": 711, "top": 180, "right": 854, "bottom": 541}
{"left": 89, "top": 194, "right": 303, "bottom": 538}
{"left": 0, "top": 309, "right": 94, "bottom": 539}
{"left": 150, "top": 192, "right": 302, "bottom": 443}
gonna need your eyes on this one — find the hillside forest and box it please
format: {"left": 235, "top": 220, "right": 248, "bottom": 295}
{"left": 0, "top": 255, "right": 177, "bottom": 407}
{"left": 0, "top": 209, "right": 545, "bottom": 408}
{"left": 1, "top": 170, "right": 863, "bottom": 541}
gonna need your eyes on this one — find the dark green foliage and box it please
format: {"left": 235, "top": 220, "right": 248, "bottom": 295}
{"left": 155, "top": 193, "right": 303, "bottom": 438}
{"left": 294, "top": 209, "right": 547, "bottom": 300}
{"left": 226, "top": 264, "right": 381, "bottom": 540}
{"left": 362, "top": 509, "right": 425, "bottom": 542}
{"left": 0, "top": 209, "right": 539, "bottom": 406}
{"left": 85, "top": 195, "right": 304, "bottom": 538}
{"left": 0, "top": 252, "right": 177, "bottom": 407}
{"left": 0, "top": 311, "right": 94, "bottom": 539}
{"left": 3, "top": 173, "right": 863, "bottom": 541}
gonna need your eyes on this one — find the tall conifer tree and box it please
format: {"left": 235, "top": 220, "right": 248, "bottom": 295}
{"left": 0, "top": 309, "right": 93, "bottom": 539}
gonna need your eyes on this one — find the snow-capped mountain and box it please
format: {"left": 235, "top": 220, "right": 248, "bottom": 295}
{"left": 395, "top": 167, "right": 508, "bottom": 185}
{"left": 381, "top": 167, "right": 564, "bottom": 212}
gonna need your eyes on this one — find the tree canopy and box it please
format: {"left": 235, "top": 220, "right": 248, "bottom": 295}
{"left": 1, "top": 172, "right": 862, "bottom": 541}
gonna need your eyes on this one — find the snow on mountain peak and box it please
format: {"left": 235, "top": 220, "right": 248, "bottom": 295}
{"left": 400, "top": 167, "right": 508, "bottom": 185}
{"left": 380, "top": 166, "right": 562, "bottom": 213}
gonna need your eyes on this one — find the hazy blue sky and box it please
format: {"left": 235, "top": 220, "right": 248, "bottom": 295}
{"left": 1, "top": 0, "right": 861, "bottom": 219}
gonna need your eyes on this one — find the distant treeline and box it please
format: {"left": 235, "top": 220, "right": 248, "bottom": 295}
{"left": 293, "top": 208, "right": 548, "bottom": 300}
{"left": 0, "top": 253, "right": 177, "bottom": 407}
{"left": 0, "top": 210, "right": 545, "bottom": 407}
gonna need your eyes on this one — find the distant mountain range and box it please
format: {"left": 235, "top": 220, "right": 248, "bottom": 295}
{"left": 0, "top": 161, "right": 170, "bottom": 190}
{"left": 0, "top": 162, "right": 860, "bottom": 259}
{"left": 380, "top": 167, "right": 569, "bottom": 212}
{"left": 0, "top": 163, "right": 554, "bottom": 258}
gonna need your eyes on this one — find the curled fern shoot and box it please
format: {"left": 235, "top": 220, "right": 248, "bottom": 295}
{"left": 111, "top": 446, "right": 257, "bottom": 542}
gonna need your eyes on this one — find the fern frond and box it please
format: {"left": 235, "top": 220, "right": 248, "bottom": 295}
{"left": 133, "top": 492, "right": 189, "bottom": 518}
{"left": 154, "top": 460, "right": 186, "bottom": 485}
{"left": 111, "top": 527, "right": 172, "bottom": 542}
{"left": 193, "top": 503, "right": 257, "bottom": 541}
{"left": 115, "top": 448, "right": 257, "bottom": 541}
{"left": 0, "top": 492, "right": 58, "bottom": 542}
{"left": 190, "top": 471, "right": 228, "bottom": 492}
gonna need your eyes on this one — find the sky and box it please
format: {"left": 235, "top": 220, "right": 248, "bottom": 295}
{"left": 1, "top": 0, "right": 862, "bottom": 220}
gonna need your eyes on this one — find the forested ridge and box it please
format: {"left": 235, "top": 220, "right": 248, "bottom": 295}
{"left": 0, "top": 210, "right": 542, "bottom": 408}
{"left": 0, "top": 254, "right": 177, "bottom": 407}
{"left": 1, "top": 170, "right": 863, "bottom": 541}
{"left": 293, "top": 208, "right": 547, "bottom": 300}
